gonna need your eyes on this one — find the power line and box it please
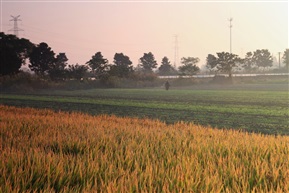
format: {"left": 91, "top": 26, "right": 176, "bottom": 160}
{"left": 8, "top": 15, "right": 24, "bottom": 37}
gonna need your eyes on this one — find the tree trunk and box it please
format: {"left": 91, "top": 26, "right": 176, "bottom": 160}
{"left": 228, "top": 69, "right": 232, "bottom": 78}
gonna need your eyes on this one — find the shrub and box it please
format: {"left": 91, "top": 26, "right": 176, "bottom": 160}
{"left": 0, "top": 72, "right": 56, "bottom": 92}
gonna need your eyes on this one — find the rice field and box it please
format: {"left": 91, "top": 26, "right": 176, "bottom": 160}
{"left": 0, "top": 105, "right": 289, "bottom": 192}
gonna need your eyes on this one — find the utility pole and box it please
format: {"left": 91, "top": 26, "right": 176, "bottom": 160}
{"left": 173, "top": 34, "right": 179, "bottom": 68}
{"left": 8, "top": 15, "right": 23, "bottom": 37}
{"left": 228, "top": 17, "right": 233, "bottom": 53}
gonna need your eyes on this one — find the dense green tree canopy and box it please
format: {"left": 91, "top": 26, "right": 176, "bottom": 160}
{"left": 139, "top": 52, "right": 158, "bottom": 73}
{"left": 252, "top": 49, "right": 273, "bottom": 70}
{"left": 49, "top": 53, "right": 68, "bottom": 80}
{"left": 178, "top": 57, "right": 200, "bottom": 76}
{"left": 205, "top": 54, "right": 217, "bottom": 73}
{"left": 282, "top": 49, "right": 289, "bottom": 69}
{"left": 213, "top": 52, "right": 242, "bottom": 77}
{"left": 54, "top": 53, "right": 68, "bottom": 70}
{"left": 86, "top": 52, "right": 108, "bottom": 77}
{"left": 66, "top": 64, "right": 88, "bottom": 80}
{"left": 29, "top": 42, "right": 56, "bottom": 75}
{"left": 241, "top": 52, "right": 262, "bottom": 73}
{"left": 158, "top": 57, "right": 176, "bottom": 76}
{"left": 0, "top": 32, "right": 33, "bottom": 76}
{"left": 109, "top": 53, "right": 133, "bottom": 78}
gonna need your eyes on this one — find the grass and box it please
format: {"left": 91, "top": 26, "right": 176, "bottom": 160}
{"left": 1, "top": 86, "right": 288, "bottom": 135}
{"left": 1, "top": 105, "right": 289, "bottom": 192}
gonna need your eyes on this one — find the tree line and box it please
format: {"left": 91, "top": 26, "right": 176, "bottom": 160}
{"left": 1, "top": 32, "right": 288, "bottom": 81}
{"left": 206, "top": 50, "right": 289, "bottom": 78}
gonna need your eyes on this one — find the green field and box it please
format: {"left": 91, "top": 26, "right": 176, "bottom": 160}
{"left": 0, "top": 84, "right": 288, "bottom": 135}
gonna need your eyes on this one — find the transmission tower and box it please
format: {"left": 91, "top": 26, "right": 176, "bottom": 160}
{"left": 228, "top": 17, "right": 233, "bottom": 53}
{"left": 8, "top": 15, "right": 23, "bottom": 37}
{"left": 173, "top": 34, "right": 179, "bottom": 68}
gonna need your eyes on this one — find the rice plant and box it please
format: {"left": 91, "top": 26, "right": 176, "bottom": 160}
{"left": 0, "top": 105, "right": 288, "bottom": 192}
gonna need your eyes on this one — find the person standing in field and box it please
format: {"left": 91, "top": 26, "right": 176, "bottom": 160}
{"left": 165, "top": 80, "right": 170, "bottom": 90}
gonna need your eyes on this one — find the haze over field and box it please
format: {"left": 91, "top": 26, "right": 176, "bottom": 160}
{"left": 1, "top": 0, "right": 288, "bottom": 68}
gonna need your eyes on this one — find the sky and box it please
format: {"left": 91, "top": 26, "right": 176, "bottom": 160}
{"left": 1, "top": 0, "right": 288, "bottom": 69}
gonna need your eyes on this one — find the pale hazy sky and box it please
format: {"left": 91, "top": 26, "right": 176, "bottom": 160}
{"left": 1, "top": 0, "right": 288, "bottom": 68}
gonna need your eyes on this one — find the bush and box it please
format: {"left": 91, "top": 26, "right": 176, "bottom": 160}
{"left": 210, "top": 75, "right": 233, "bottom": 84}
{"left": 0, "top": 72, "right": 58, "bottom": 92}
{"left": 169, "top": 77, "right": 199, "bottom": 87}
{"left": 131, "top": 72, "right": 158, "bottom": 82}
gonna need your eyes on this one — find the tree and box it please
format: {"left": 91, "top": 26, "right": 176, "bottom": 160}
{"left": 178, "top": 57, "right": 200, "bottom": 76}
{"left": 252, "top": 49, "right": 273, "bottom": 71}
{"left": 0, "top": 32, "right": 33, "bottom": 76}
{"left": 29, "top": 42, "right": 56, "bottom": 75}
{"left": 214, "top": 52, "right": 242, "bottom": 78}
{"left": 282, "top": 49, "right": 289, "bottom": 70}
{"left": 139, "top": 52, "right": 158, "bottom": 73}
{"left": 109, "top": 53, "right": 133, "bottom": 78}
{"left": 86, "top": 52, "right": 108, "bottom": 77}
{"left": 66, "top": 64, "right": 88, "bottom": 80}
{"left": 205, "top": 54, "right": 217, "bottom": 74}
{"left": 55, "top": 53, "right": 68, "bottom": 69}
{"left": 158, "top": 56, "right": 177, "bottom": 75}
{"left": 242, "top": 52, "right": 257, "bottom": 73}
{"left": 49, "top": 53, "right": 68, "bottom": 80}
